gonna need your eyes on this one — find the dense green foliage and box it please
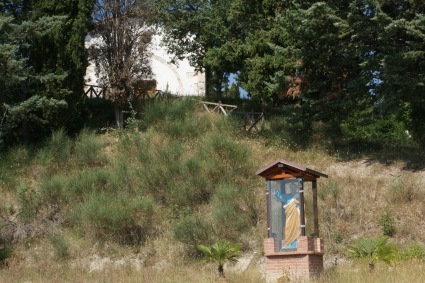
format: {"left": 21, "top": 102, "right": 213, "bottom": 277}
{"left": 0, "top": 0, "right": 92, "bottom": 147}
{"left": 155, "top": 0, "right": 284, "bottom": 99}
{"left": 156, "top": 0, "right": 425, "bottom": 146}
{"left": 1, "top": 0, "right": 423, "bottom": 147}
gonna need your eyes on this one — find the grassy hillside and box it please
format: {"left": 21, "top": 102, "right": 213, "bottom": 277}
{"left": 1, "top": 98, "right": 425, "bottom": 282}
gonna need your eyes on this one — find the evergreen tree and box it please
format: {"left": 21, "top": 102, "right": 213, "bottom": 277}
{"left": 267, "top": 0, "right": 424, "bottom": 145}
{"left": 0, "top": 0, "right": 92, "bottom": 146}
{"left": 376, "top": 0, "right": 425, "bottom": 145}
{"left": 157, "top": 0, "right": 424, "bottom": 145}
{"left": 27, "top": 0, "right": 94, "bottom": 131}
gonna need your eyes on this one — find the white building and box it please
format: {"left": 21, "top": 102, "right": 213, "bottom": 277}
{"left": 84, "top": 32, "right": 205, "bottom": 97}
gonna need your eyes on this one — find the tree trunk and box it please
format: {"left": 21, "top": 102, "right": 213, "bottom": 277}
{"left": 218, "top": 264, "right": 225, "bottom": 278}
{"left": 115, "top": 105, "right": 124, "bottom": 129}
{"left": 205, "top": 66, "right": 212, "bottom": 98}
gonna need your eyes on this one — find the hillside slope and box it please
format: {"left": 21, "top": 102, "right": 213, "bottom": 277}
{"left": 1, "top": 98, "right": 424, "bottom": 282}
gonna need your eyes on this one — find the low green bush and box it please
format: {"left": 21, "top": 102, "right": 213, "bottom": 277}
{"left": 173, "top": 215, "right": 212, "bottom": 247}
{"left": 0, "top": 146, "right": 33, "bottom": 191}
{"left": 399, "top": 243, "right": 425, "bottom": 261}
{"left": 142, "top": 98, "right": 221, "bottom": 139}
{"left": 201, "top": 134, "right": 249, "bottom": 165}
{"left": 379, "top": 211, "right": 396, "bottom": 237}
{"left": 71, "top": 192, "right": 132, "bottom": 234}
{"left": 70, "top": 192, "right": 154, "bottom": 244}
{"left": 142, "top": 98, "right": 195, "bottom": 125}
{"left": 38, "top": 175, "right": 67, "bottom": 204}
{"left": 0, "top": 247, "right": 13, "bottom": 267}
{"left": 74, "top": 128, "right": 105, "bottom": 167}
{"left": 17, "top": 182, "right": 39, "bottom": 222}
{"left": 211, "top": 183, "right": 251, "bottom": 241}
{"left": 65, "top": 169, "right": 112, "bottom": 200}
{"left": 340, "top": 108, "right": 412, "bottom": 147}
{"left": 49, "top": 234, "right": 70, "bottom": 260}
{"left": 38, "top": 128, "right": 72, "bottom": 167}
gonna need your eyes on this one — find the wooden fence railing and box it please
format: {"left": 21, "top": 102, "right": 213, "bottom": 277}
{"left": 84, "top": 84, "right": 105, "bottom": 99}
{"left": 198, "top": 101, "right": 238, "bottom": 117}
{"left": 83, "top": 87, "right": 263, "bottom": 132}
{"left": 232, "top": 111, "right": 264, "bottom": 132}
{"left": 135, "top": 89, "right": 171, "bottom": 100}
{"left": 198, "top": 101, "right": 264, "bottom": 132}
{"left": 84, "top": 84, "right": 172, "bottom": 101}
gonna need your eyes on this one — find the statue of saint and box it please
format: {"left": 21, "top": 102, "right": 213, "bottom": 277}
{"left": 274, "top": 182, "right": 300, "bottom": 249}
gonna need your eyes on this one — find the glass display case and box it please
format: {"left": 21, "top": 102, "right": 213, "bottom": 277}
{"left": 269, "top": 178, "right": 302, "bottom": 252}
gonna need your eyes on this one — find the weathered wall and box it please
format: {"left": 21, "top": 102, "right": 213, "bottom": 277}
{"left": 84, "top": 33, "right": 205, "bottom": 96}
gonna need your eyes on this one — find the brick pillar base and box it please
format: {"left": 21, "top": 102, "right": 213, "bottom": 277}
{"left": 264, "top": 236, "right": 324, "bottom": 283}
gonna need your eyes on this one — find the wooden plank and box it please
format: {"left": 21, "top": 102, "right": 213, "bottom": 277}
{"left": 198, "top": 101, "right": 238, "bottom": 116}
{"left": 299, "top": 178, "right": 306, "bottom": 236}
{"left": 219, "top": 105, "right": 228, "bottom": 116}
{"left": 84, "top": 85, "right": 105, "bottom": 99}
{"left": 312, "top": 180, "right": 319, "bottom": 237}
{"left": 246, "top": 112, "right": 264, "bottom": 132}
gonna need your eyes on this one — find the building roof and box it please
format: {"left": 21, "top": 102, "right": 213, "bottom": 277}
{"left": 256, "top": 159, "right": 328, "bottom": 180}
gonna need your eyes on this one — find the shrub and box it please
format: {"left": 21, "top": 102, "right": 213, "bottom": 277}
{"left": 110, "top": 157, "right": 134, "bottom": 191}
{"left": 71, "top": 193, "right": 132, "bottom": 239}
{"left": 166, "top": 184, "right": 198, "bottom": 208}
{"left": 0, "top": 247, "right": 13, "bottom": 267}
{"left": 0, "top": 146, "right": 32, "bottom": 191}
{"left": 17, "top": 182, "right": 39, "bottom": 222}
{"left": 379, "top": 211, "right": 396, "bottom": 237}
{"left": 64, "top": 169, "right": 111, "bottom": 200}
{"left": 260, "top": 114, "right": 310, "bottom": 149}
{"left": 200, "top": 134, "right": 251, "bottom": 184}
{"left": 165, "top": 118, "right": 200, "bottom": 139}
{"left": 49, "top": 234, "right": 69, "bottom": 260}
{"left": 318, "top": 180, "right": 341, "bottom": 204}
{"left": 201, "top": 134, "right": 249, "bottom": 165}
{"left": 38, "top": 175, "right": 67, "bottom": 206}
{"left": 71, "top": 192, "right": 154, "bottom": 244}
{"left": 399, "top": 243, "right": 425, "bottom": 261}
{"left": 333, "top": 230, "right": 344, "bottom": 244}
{"left": 132, "top": 195, "right": 156, "bottom": 216}
{"left": 211, "top": 183, "right": 251, "bottom": 241}
{"left": 38, "top": 128, "right": 72, "bottom": 167}
{"left": 142, "top": 98, "right": 195, "bottom": 125}
{"left": 142, "top": 99, "right": 217, "bottom": 139}
{"left": 340, "top": 108, "right": 411, "bottom": 147}
{"left": 173, "top": 215, "right": 212, "bottom": 247}
{"left": 387, "top": 174, "right": 421, "bottom": 204}
{"left": 74, "top": 128, "right": 105, "bottom": 167}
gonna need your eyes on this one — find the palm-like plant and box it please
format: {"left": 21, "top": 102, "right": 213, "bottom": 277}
{"left": 197, "top": 240, "right": 243, "bottom": 278}
{"left": 347, "top": 237, "right": 398, "bottom": 272}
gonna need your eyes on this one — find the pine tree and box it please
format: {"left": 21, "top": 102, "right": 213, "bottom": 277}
{"left": 0, "top": 0, "right": 92, "bottom": 146}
